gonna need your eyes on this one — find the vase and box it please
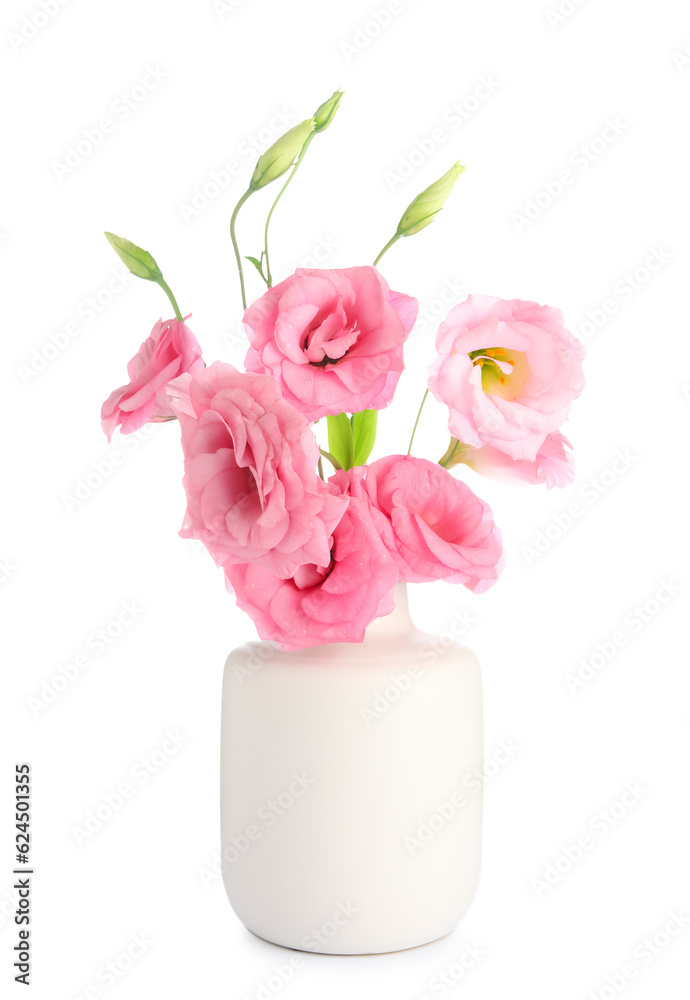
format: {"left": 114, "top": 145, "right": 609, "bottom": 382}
{"left": 220, "top": 582, "right": 483, "bottom": 955}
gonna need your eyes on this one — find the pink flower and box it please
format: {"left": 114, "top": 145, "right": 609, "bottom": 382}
{"left": 362, "top": 455, "right": 503, "bottom": 592}
{"left": 428, "top": 295, "right": 585, "bottom": 461}
{"left": 101, "top": 317, "right": 204, "bottom": 442}
{"left": 458, "top": 431, "right": 575, "bottom": 489}
{"left": 167, "top": 362, "right": 346, "bottom": 578}
{"left": 243, "top": 266, "right": 418, "bottom": 421}
{"left": 225, "top": 468, "right": 398, "bottom": 650}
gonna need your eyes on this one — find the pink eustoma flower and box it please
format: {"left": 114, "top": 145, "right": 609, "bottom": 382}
{"left": 458, "top": 431, "right": 575, "bottom": 489}
{"left": 243, "top": 266, "right": 418, "bottom": 421}
{"left": 225, "top": 468, "right": 399, "bottom": 650}
{"left": 363, "top": 454, "right": 503, "bottom": 592}
{"left": 167, "top": 362, "right": 346, "bottom": 579}
{"left": 428, "top": 295, "right": 585, "bottom": 461}
{"left": 101, "top": 316, "right": 204, "bottom": 442}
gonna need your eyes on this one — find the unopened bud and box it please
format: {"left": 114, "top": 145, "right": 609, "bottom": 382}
{"left": 397, "top": 161, "right": 465, "bottom": 236}
{"left": 313, "top": 90, "right": 344, "bottom": 132}
{"left": 250, "top": 119, "right": 315, "bottom": 189}
{"left": 104, "top": 232, "right": 162, "bottom": 281}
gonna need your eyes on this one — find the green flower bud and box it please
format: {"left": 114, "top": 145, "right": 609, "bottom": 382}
{"left": 104, "top": 232, "right": 162, "bottom": 281}
{"left": 397, "top": 161, "right": 465, "bottom": 237}
{"left": 250, "top": 118, "right": 315, "bottom": 190}
{"left": 313, "top": 90, "right": 344, "bottom": 132}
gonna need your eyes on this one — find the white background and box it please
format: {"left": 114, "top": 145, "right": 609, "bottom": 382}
{"left": 2, "top": 0, "right": 690, "bottom": 996}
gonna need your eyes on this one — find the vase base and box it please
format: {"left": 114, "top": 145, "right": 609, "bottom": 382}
{"left": 244, "top": 923, "right": 457, "bottom": 957}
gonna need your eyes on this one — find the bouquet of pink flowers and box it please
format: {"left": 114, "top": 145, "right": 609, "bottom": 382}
{"left": 101, "top": 91, "right": 585, "bottom": 650}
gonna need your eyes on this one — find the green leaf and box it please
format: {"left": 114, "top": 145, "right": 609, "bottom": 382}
{"left": 245, "top": 254, "right": 269, "bottom": 287}
{"left": 104, "top": 232, "right": 162, "bottom": 281}
{"left": 327, "top": 413, "right": 354, "bottom": 471}
{"left": 351, "top": 409, "right": 378, "bottom": 466}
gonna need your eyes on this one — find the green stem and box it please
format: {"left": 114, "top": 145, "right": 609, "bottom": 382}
{"left": 264, "top": 132, "right": 316, "bottom": 286}
{"left": 230, "top": 187, "right": 254, "bottom": 311}
{"left": 156, "top": 277, "right": 183, "bottom": 322}
{"left": 319, "top": 448, "right": 342, "bottom": 472}
{"left": 373, "top": 232, "right": 401, "bottom": 267}
{"left": 407, "top": 389, "right": 429, "bottom": 455}
{"left": 318, "top": 455, "right": 324, "bottom": 480}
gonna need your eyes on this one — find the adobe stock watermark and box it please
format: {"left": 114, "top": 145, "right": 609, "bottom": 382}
{"left": 26, "top": 601, "right": 145, "bottom": 716}
{"left": 185, "top": 538, "right": 207, "bottom": 560}
{"left": 61, "top": 424, "right": 157, "bottom": 513}
{"left": 404, "top": 740, "right": 521, "bottom": 855}
{"left": 383, "top": 77, "right": 501, "bottom": 190}
{"left": 65, "top": 931, "right": 153, "bottom": 1000}
{"left": 411, "top": 277, "right": 468, "bottom": 341}
{"left": 198, "top": 771, "right": 316, "bottom": 887}
{"left": 360, "top": 607, "right": 476, "bottom": 726}
{"left": 573, "top": 245, "right": 672, "bottom": 343}
{"left": 586, "top": 909, "right": 690, "bottom": 1000}
{"left": 282, "top": 234, "right": 340, "bottom": 277}
{"left": 530, "top": 781, "right": 647, "bottom": 897}
{"left": 52, "top": 66, "right": 168, "bottom": 180}
{"left": 239, "top": 956, "right": 305, "bottom": 1000}
{"left": 414, "top": 943, "right": 487, "bottom": 998}
{"left": 671, "top": 36, "right": 690, "bottom": 73}
{"left": 212, "top": 0, "right": 246, "bottom": 19}
{"left": 17, "top": 266, "right": 133, "bottom": 385}
{"left": 544, "top": 0, "right": 591, "bottom": 30}
{"left": 230, "top": 642, "right": 280, "bottom": 685}
{"left": 177, "top": 107, "right": 296, "bottom": 223}
{"left": 340, "top": 0, "right": 416, "bottom": 62}
{"left": 220, "top": 320, "right": 249, "bottom": 362}
{"left": 0, "top": 557, "right": 17, "bottom": 586}
{"left": 511, "top": 116, "right": 628, "bottom": 234}
{"left": 521, "top": 449, "right": 638, "bottom": 567}
{"left": 301, "top": 900, "right": 359, "bottom": 952}
{"left": 7, "top": 0, "right": 75, "bottom": 53}
{"left": 565, "top": 579, "right": 683, "bottom": 694}
{"left": 70, "top": 730, "right": 189, "bottom": 846}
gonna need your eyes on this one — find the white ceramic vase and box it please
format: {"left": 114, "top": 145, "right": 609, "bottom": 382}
{"left": 220, "top": 583, "right": 483, "bottom": 955}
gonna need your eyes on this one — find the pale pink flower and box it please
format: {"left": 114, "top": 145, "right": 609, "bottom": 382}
{"left": 458, "top": 431, "right": 575, "bottom": 488}
{"left": 225, "top": 468, "right": 398, "bottom": 650}
{"left": 428, "top": 295, "right": 585, "bottom": 461}
{"left": 167, "top": 362, "right": 346, "bottom": 579}
{"left": 243, "top": 266, "right": 418, "bottom": 421}
{"left": 101, "top": 317, "right": 204, "bottom": 442}
{"left": 363, "top": 454, "right": 503, "bottom": 592}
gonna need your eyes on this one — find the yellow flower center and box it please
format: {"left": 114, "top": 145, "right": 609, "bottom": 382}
{"left": 470, "top": 347, "right": 531, "bottom": 401}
